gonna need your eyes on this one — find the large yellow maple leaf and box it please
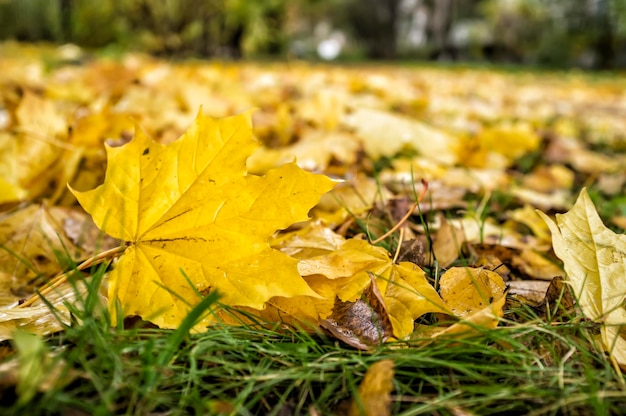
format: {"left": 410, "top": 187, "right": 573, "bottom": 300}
{"left": 72, "top": 112, "right": 335, "bottom": 328}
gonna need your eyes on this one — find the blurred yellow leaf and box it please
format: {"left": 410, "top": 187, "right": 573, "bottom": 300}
{"left": 16, "top": 91, "right": 67, "bottom": 139}
{"left": 508, "top": 204, "right": 553, "bottom": 243}
{"left": 511, "top": 249, "right": 563, "bottom": 281}
{"left": 348, "top": 359, "right": 395, "bottom": 416}
{"left": 538, "top": 188, "right": 626, "bottom": 369}
{"left": 0, "top": 92, "right": 67, "bottom": 202}
{"left": 7, "top": 331, "right": 76, "bottom": 405}
{"left": 0, "top": 132, "right": 27, "bottom": 203}
{"left": 73, "top": 112, "right": 335, "bottom": 328}
{"left": 0, "top": 204, "right": 111, "bottom": 304}
{"left": 314, "top": 174, "right": 392, "bottom": 226}
{"left": 473, "top": 123, "right": 540, "bottom": 168}
{"left": 341, "top": 108, "right": 459, "bottom": 164}
{"left": 247, "top": 130, "right": 360, "bottom": 174}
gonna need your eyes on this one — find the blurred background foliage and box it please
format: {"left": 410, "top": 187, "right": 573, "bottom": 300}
{"left": 0, "top": 0, "right": 625, "bottom": 69}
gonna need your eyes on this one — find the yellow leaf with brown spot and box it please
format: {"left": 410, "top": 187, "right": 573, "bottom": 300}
{"left": 439, "top": 267, "right": 506, "bottom": 318}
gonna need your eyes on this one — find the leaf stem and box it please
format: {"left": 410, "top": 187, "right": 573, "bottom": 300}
{"left": 371, "top": 179, "right": 428, "bottom": 245}
{"left": 392, "top": 227, "right": 404, "bottom": 264}
{"left": 18, "top": 245, "right": 126, "bottom": 308}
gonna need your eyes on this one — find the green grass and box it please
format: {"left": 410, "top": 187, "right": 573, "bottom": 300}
{"left": 1, "top": 264, "right": 625, "bottom": 415}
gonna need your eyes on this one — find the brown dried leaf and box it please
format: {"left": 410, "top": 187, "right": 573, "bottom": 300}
{"left": 320, "top": 274, "right": 393, "bottom": 350}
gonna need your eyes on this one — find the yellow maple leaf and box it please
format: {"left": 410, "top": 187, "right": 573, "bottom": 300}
{"left": 538, "top": 188, "right": 626, "bottom": 369}
{"left": 72, "top": 112, "right": 335, "bottom": 328}
{"left": 470, "top": 123, "right": 541, "bottom": 169}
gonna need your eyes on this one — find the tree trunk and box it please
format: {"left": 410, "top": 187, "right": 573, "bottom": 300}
{"left": 59, "top": 0, "right": 72, "bottom": 42}
{"left": 594, "top": 0, "right": 614, "bottom": 69}
{"left": 425, "top": 0, "right": 455, "bottom": 59}
{"left": 347, "top": 0, "right": 400, "bottom": 59}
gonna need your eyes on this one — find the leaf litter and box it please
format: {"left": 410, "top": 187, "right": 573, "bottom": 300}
{"left": 0, "top": 45, "right": 625, "bottom": 401}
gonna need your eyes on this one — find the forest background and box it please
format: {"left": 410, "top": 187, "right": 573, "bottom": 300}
{"left": 1, "top": 0, "right": 626, "bottom": 69}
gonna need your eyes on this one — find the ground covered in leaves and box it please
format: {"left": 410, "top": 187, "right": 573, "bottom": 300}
{"left": 0, "top": 43, "right": 625, "bottom": 415}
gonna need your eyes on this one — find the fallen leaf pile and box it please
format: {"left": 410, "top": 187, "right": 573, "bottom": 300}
{"left": 0, "top": 44, "right": 625, "bottom": 368}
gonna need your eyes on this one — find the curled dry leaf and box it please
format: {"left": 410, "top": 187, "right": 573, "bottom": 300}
{"left": 320, "top": 274, "right": 393, "bottom": 350}
{"left": 507, "top": 280, "right": 551, "bottom": 307}
{"left": 538, "top": 275, "right": 575, "bottom": 316}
